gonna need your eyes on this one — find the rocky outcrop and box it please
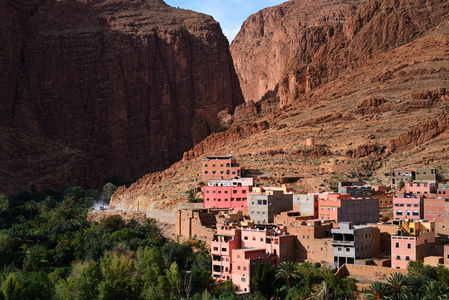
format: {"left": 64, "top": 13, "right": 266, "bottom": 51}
{"left": 389, "top": 112, "right": 449, "bottom": 152}
{"left": 182, "top": 120, "right": 270, "bottom": 161}
{"left": 0, "top": 0, "right": 243, "bottom": 192}
{"left": 231, "top": 0, "right": 361, "bottom": 104}
{"left": 232, "top": 0, "right": 449, "bottom": 106}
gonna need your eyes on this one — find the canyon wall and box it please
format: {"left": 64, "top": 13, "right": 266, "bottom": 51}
{"left": 0, "top": 0, "right": 243, "bottom": 192}
{"left": 231, "top": 0, "right": 449, "bottom": 106}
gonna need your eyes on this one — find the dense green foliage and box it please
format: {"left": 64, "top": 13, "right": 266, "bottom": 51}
{"left": 365, "top": 262, "right": 449, "bottom": 299}
{"left": 250, "top": 261, "right": 357, "bottom": 300}
{"left": 0, "top": 186, "right": 360, "bottom": 299}
{"left": 0, "top": 187, "right": 215, "bottom": 299}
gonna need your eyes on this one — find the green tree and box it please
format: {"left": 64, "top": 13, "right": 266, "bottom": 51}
{"left": 275, "top": 261, "right": 301, "bottom": 289}
{"left": 100, "top": 215, "right": 126, "bottom": 232}
{"left": 250, "top": 262, "right": 277, "bottom": 297}
{"left": 398, "top": 180, "right": 405, "bottom": 189}
{"left": 2, "top": 272, "right": 21, "bottom": 300}
{"left": 166, "top": 262, "right": 181, "bottom": 298}
{"left": 102, "top": 183, "right": 117, "bottom": 202}
{"left": 386, "top": 272, "right": 412, "bottom": 300}
{"left": 365, "top": 281, "right": 388, "bottom": 299}
{"left": 419, "top": 280, "right": 449, "bottom": 300}
{"left": 99, "top": 249, "right": 139, "bottom": 300}
{"left": 0, "top": 194, "right": 11, "bottom": 210}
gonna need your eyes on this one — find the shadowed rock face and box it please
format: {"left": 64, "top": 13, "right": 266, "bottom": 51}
{"left": 0, "top": 0, "right": 243, "bottom": 192}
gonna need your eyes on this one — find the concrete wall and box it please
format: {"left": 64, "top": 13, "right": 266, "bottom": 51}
{"left": 332, "top": 223, "right": 373, "bottom": 267}
{"left": 248, "top": 191, "right": 293, "bottom": 223}
{"left": 415, "top": 168, "right": 437, "bottom": 183}
{"left": 338, "top": 198, "right": 379, "bottom": 224}
{"left": 293, "top": 194, "right": 317, "bottom": 217}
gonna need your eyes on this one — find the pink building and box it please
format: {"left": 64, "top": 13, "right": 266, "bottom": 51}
{"left": 211, "top": 226, "right": 241, "bottom": 280}
{"left": 203, "top": 185, "right": 251, "bottom": 210}
{"left": 393, "top": 191, "right": 423, "bottom": 220}
{"left": 391, "top": 219, "right": 436, "bottom": 269}
{"left": 232, "top": 249, "right": 276, "bottom": 293}
{"left": 405, "top": 182, "right": 437, "bottom": 195}
{"left": 202, "top": 156, "right": 244, "bottom": 181}
{"left": 211, "top": 225, "right": 295, "bottom": 293}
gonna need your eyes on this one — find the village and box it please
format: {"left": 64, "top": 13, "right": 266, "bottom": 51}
{"left": 175, "top": 154, "right": 449, "bottom": 293}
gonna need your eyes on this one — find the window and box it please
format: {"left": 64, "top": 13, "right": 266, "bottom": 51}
{"left": 406, "top": 210, "right": 411, "bottom": 216}
{"left": 237, "top": 266, "right": 241, "bottom": 270}
{"left": 346, "top": 248, "right": 350, "bottom": 252}
{"left": 414, "top": 204, "right": 418, "bottom": 207}
{"left": 413, "top": 211, "right": 419, "bottom": 216}
{"left": 204, "top": 171, "right": 208, "bottom": 174}
{"left": 407, "top": 204, "right": 411, "bottom": 207}
{"left": 218, "top": 191, "right": 222, "bottom": 194}
{"left": 243, "top": 267, "right": 247, "bottom": 271}
{"left": 222, "top": 248, "right": 226, "bottom": 252}
{"left": 263, "top": 200, "right": 267, "bottom": 205}
{"left": 212, "top": 171, "right": 216, "bottom": 174}
{"left": 257, "top": 200, "right": 262, "bottom": 205}
{"left": 260, "top": 238, "right": 263, "bottom": 242}
{"left": 396, "top": 256, "right": 401, "bottom": 260}
{"left": 405, "top": 256, "right": 410, "bottom": 261}
{"left": 206, "top": 190, "right": 210, "bottom": 193}
{"left": 241, "top": 278, "right": 246, "bottom": 282}
{"left": 397, "top": 210, "right": 403, "bottom": 216}
{"left": 396, "top": 242, "right": 400, "bottom": 248}
{"left": 244, "top": 236, "right": 248, "bottom": 240}
{"left": 407, "top": 243, "right": 411, "bottom": 249}
{"left": 213, "top": 247, "right": 218, "bottom": 251}
{"left": 204, "top": 164, "right": 208, "bottom": 167}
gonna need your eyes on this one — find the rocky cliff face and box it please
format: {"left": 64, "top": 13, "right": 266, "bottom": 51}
{"left": 230, "top": 0, "right": 362, "bottom": 104}
{"left": 0, "top": 0, "right": 243, "bottom": 192}
{"left": 231, "top": 0, "right": 449, "bottom": 106}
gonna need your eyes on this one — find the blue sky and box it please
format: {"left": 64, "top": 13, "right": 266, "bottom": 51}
{"left": 164, "top": 0, "right": 287, "bottom": 42}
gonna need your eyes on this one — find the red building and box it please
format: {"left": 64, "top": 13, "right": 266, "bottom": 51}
{"left": 202, "top": 156, "right": 244, "bottom": 181}
{"left": 424, "top": 195, "right": 446, "bottom": 222}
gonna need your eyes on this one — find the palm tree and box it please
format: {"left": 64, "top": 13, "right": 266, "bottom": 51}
{"left": 275, "top": 261, "right": 301, "bottom": 288}
{"left": 386, "top": 272, "right": 412, "bottom": 300}
{"left": 365, "top": 281, "right": 388, "bottom": 300}
{"left": 419, "top": 280, "right": 449, "bottom": 300}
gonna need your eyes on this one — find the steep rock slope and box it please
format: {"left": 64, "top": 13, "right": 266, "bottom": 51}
{"left": 0, "top": 0, "right": 243, "bottom": 192}
{"left": 230, "top": 0, "right": 363, "bottom": 103}
{"left": 112, "top": 1, "right": 449, "bottom": 211}
{"left": 231, "top": 0, "right": 449, "bottom": 106}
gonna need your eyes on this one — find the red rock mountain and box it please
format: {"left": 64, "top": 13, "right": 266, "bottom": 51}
{"left": 112, "top": 0, "right": 449, "bottom": 211}
{"left": 0, "top": 0, "right": 243, "bottom": 193}
{"left": 231, "top": 0, "right": 449, "bottom": 106}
